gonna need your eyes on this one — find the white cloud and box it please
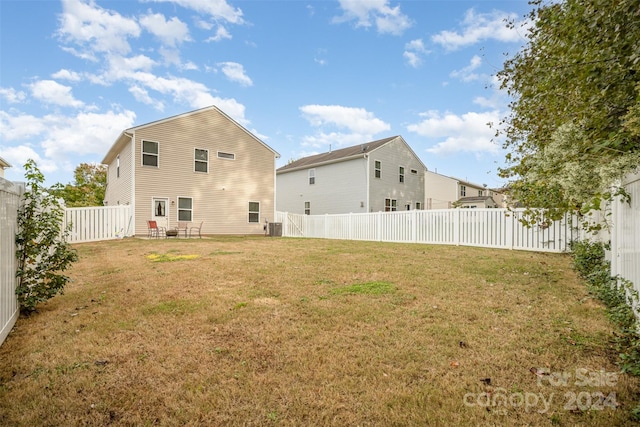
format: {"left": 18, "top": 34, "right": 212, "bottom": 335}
{"left": 29, "top": 80, "right": 84, "bottom": 108}
{"left": 0, "top": 109, "right": 137, "bottom": 174}
{"left": 129, "top": 86, "right": 164, "bottom": 110}
{"left": 139, "top": 12, "right": 191, "bottom": 47}
{"left": 0, "top": 87, "right": 26, "bottom": 104}
{"left": 301, "top": 105, "right": 390, "bottom": 135}
{"left": 333, "top": 0, "right": 412, "bottom": 35}
{"left": 299, "top": 105, "right": 390, "bottom": 149}
{"left": 52, "top": 69, "right": 82, "bottom": 81}
{"left": 403, "top": 39, "right": 430, "bottom": 68}
{"left": 407, "top": 110, "right": 501, "bottom": 154}
{"left": 146, "top": 0, "right": 244, "bottom": 24}
{"left": 57, "top": 0, "right": 141, "bottom": 57}
{"left": 432, "top": 9, "right": 528, "bottom": 51}
{"left": 449, "top": 55, "right": 483, "bottom": 82}
{"left": 205, "top": 26, "right": 232, "bottom": 42}
{"left": 218, "top": 62, "right": 253, "bottom": 87}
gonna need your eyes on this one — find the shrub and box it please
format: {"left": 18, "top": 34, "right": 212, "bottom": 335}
{"left": 15, "top": 160, "right": 78, "bottom": 313}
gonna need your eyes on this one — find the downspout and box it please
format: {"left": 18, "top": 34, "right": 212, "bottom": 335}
{"left": 365, "top": 154, "right": 370, "bottom": 212}
{"left": 129, "top": 131, "right": 136, "bottom": 236}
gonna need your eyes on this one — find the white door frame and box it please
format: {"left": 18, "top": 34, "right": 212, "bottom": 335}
{"left": 152, "top": 197, "right": 170, "bottom": 230}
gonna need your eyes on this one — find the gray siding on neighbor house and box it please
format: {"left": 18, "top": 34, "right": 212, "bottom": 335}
{"left": 368, "top": 138, "right": 425, "bottom": 212}
{"left": 276, "top": 157, "right": 368, "bottom": 214}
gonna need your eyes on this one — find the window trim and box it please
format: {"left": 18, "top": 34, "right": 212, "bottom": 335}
{"left": 248, "top": 201, "right": 260, "bottom": 223}
{"left": 304, "top": 201, "right": 311, "bottom": 215}
{"left": 217, "top": 151, "right": 235, "bottom": 160}
{"left": 142, "top": 140, "right": 159, "bottom": 168}
{"left": 384, "top": 198, "right": 397, "bottom": 212}
{"left": 194, "top": 148, "right": 209, "bottom": 173}
{"left": 399, "top": 166, "right": 405, "bottom": 183}
{"left": 308, "top": 168, "right": 315, "bottom": 185}
{"left": 177, "top": 196, "right": 193, "bottom": 222}
{"left": 460, "top": 185, "right": 466, "bottom": 197}
{"left": 374, "top": 160, "right": 381, "bottom": 179}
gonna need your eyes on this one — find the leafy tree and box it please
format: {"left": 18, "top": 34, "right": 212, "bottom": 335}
{"left": 497, "top": 0, "right": 640, "bottom": 224}
{"left": 52, "top": 163, "right": 107, "bottom": 207}
{"left": 16, "top": 159, "right": 78, "bottom": 313}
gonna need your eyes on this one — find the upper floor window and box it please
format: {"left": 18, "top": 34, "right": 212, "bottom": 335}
{"left": 460, "top": 185, "right": 466, "bottom": 197}
{"left": 177, "top": 197, "right": 193, "bottom": 221}
{"left": 309, "top": 169, "right": 315, "bottom": 185}
{"left": 248, "top": 201, "right": 260, "bottom": 223}
{"left": 478, "top": 189, "right": 483, "bottom": 196}
{"left": 142, "top": 140, "right": 159, "bottom": 167}
{"left": 410, "top": 169, "right": 418, "bottom": 175}
{"left": 195, "top": 149, "right": 208, "bottom": 173}
{"left": 304, "top": 201, "right": 311, "bottom": 215}
{"left": 116, "top": 155, "right": 120, "bottom": 178}
{"left": 374, "top": 161, "right": 381, "bottom": 178}
{"left": 384, "top": 198, "right": 397, "bottom": 212}
{"left": 399, "top": 166, "right": 405, "bottom": 183}
{"left": 217, "top": 152, "right": 235, "bottom": 160}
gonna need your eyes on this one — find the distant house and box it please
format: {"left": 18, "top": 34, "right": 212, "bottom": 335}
{"left": 0, "top": 157, "right": 10, "bottom": 179}
{"left": 276, "top": 136, "right": 426, "bottom": 214}
{"left": 101, "top": 106, "right": 280, "bottom": 236}
{"left": 425, "top": 170, "right": 502, "bottom": 209}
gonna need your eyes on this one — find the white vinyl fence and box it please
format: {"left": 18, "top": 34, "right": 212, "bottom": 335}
{"left": 611, "top": 172, "right": 640, "bottom": 317}
{"left": 64, "top": 205, "right": 133, "bottom": 243}
{"left": 0, "top": 178, "right": 21, "bottom": 347}
{"left": 276, "top": 208, "right": 579, "bottom": 252}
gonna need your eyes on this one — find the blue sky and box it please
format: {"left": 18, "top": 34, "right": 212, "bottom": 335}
{"left": 0, "top": 0, "right": 531, "bottom": 188}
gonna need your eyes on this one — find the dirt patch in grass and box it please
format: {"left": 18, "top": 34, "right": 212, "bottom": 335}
{"left": 0, "top": 237, "right": 638, "bottom": 426}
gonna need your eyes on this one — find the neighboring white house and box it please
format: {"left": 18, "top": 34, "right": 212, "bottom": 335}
{"left": 101, "top": 106, "right": 280, "bottom": 236}
{"left": 425, "top": 170, "right": 502, "bottom": 209}
{"left": 276, "top": 136, "right": 426, "bottom": 214}
{"left": 0, "top": 157, "right": 10, "bottom": 179}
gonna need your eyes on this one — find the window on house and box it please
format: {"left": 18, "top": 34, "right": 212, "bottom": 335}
{"left": 248, "top": 201, "right": 260, "bottom": 223}
{"left": 217, "top": 152, "right": 235, "bottom": 160}
{"left": 415, "top": 202, "right": 422, "bottom": 210}
{"left": 460, "top": 185, "right": 466, "bottom": 197}
{"left": 374, "top": 161, "right": 381, "bottom": 178}
{"left": 116, "top": 155, "right": 120, "bottom": 178}
{"left": 195, "top": 149, "right": 208, "bottom": 173}
{"left": 309, "top": 169, "right": 315, "bottom": 185}
{"left": 410, "top": 169, "right": 418, "bottom": 175}
{"left": 405, "top": 203, "right": 411, "bottom": 211}
{"left": 154, "top": 200, "right": 166, "bottom": 217}
{"left": 399, "top": 166, "right": 405, "bottom": 183}
{"left": 177, "top": 197, "right": 193, "bottom": 221}
{"left": 478, "top": 189, "right": 483, "bottom": 196}
{"left": 304, "top": 201, "right": 310, "bottom": 215}
{"left": 142, "top": 140, "right": 159, "bottom": 167}
{"left": 384, "top": 198, "right": 397, "bottom": 212}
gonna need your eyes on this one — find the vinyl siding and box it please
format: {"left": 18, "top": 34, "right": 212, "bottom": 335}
{"left": 424, "top": 171, "right": 458, "bottom": 209}
{"left": 104, "top": 138, "right": 133, "bottom": 206}
{"left": 276, "top": 158, "right": 368, "bottom": 214}
{"left": 131, "top": 108, "right": 276, "bottom": 235}
{"left": 368, "top": 138, "right": 425, "bottom": 212}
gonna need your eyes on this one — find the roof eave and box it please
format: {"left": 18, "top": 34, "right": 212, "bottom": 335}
{"left": 277, "top": 153, "right": 366, "bottom": 174}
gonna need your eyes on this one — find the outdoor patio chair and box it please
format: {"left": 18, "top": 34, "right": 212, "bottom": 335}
{"left": 189, "top": 221, "right": 203, "bottom": 238}
{"left": 147, "top": 220, "right": 165, "bottom": 238}
{"left": 176, "top": 221, "right": 189, "bottom": 238}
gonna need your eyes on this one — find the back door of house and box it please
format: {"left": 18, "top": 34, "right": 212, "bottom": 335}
{"left": 152, "top": 197, "right": 169, "bottom": 229}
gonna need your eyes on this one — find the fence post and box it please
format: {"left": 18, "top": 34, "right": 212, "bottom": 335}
{"left": 454, "top": 209, "right": 460, "bottom": 246}
{"left": 506, "top": 211, "right": 515, "bottom": 250}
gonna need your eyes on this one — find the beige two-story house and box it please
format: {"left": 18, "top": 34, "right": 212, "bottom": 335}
{"left": 102, "top": 106, "right": 279, "bottom": 236}
{"left": 276, "top": 136, "right": 426, "bottom": 214}
{"left": 425, "top": 170, "right": 502, "bottom": 209}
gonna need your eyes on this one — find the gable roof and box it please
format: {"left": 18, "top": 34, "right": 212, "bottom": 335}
{"left": 102, "top": 105, "right": 279, "bottom": 164}
{"left": 458, "top": 196, "right": 497, "bottom": 204}
{"left": 277, "top": 135, "right": 425, "bottom": 173}
{"left": 0, "top": 156, "right": 11, "bottom": 169}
